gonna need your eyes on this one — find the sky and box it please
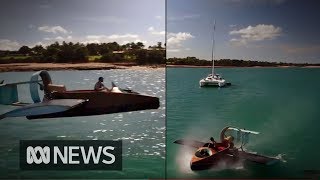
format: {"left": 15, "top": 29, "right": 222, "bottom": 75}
{"left": 1, "top": 0, "right": 319, "bottom": 63}
{"left": 167, "top": 0, "right": 320, "bottom": 63}
{"left": 0, "top": 0, "right": 164, "bottom": 50}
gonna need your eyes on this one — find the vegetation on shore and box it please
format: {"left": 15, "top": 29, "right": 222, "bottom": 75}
{"left": 2, "top": 43, "right": 319, "bottom": 67}
{"left": 167, "top": 57, "right": 320, "bottom": 67}
{"left": 0, "top": 41, "right": 165, "bottom": 65}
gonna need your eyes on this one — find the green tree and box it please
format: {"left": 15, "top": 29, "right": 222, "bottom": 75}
{"left": 108, "top": 42, "right": 120, "bottom": 51}
{"left": 99, "top": 43, "right": 110, "bottom": 55}
{"left": 100, "top": 52, "right": 122, "bottom": 62}
{"left": 86, "top": 43, "right": 99, "bottom": 55}
{"left": 56, "top": 41, "right": 73, "bottom": 62}
{"left": 148, "top": 50, "right": 165, "bottom": 64}
{"left": 32, "top": 45, "right": 45, "bottom": 56}
{"left": 136, "top": 42, "right": 145, "bottom": 49}
{"left": 73, "top": 44, "right": 89, "bottom": 62}
{"left": 129, "top": 42, "right": 141, "bottom": 50}
{"left": 42, "top": 42, "right": 60, "bottom": 62}
{"left": 56, "top": 42, "right": 88, "bottom": 63}
{"left": 18, "top": 45, "right": 31, "bottom": 55}
{"left": 135, "top": 49, "right": 148, "bottom": 64}
{"left": 120, "top": 44, "right": 128, "bottom": 51}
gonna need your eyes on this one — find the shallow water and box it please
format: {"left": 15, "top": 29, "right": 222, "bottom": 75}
{"left": 0, "top": 69, "right": 165, "bottom": 179}
{"left": 166, "top": 67, "right": 320, "bottom": 178}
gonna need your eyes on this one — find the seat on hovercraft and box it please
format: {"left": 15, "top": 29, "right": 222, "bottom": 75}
{"left": 47, "top": 84, "right": 66, "bottom": 93}
{"left": 195, "top": 148, "right": 213, "bottom": 158}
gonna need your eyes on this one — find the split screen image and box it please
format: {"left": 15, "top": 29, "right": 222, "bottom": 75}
{"left": 0, "top": 0, "right": 320, "bottom": 179}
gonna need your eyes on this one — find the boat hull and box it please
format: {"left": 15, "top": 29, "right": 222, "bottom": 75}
{"left": 199, "top": 81, "right": 223, "bottom": 87}
{"left": 199, "top": 80, "right": 225, "bottom": 87}
{"left": 190, "top": 144, "right": 238, "bottom": 170}
{"left": 27, "top": 90, "right": 160, "bottom": 119}
{"left": 191, "top": 153, "right": 238, "bottom": 170}
{"left": 199, "top": 80, "right": 231, "bottom": 87}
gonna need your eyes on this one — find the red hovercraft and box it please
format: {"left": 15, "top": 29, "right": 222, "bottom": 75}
{"left": 174, "top": 126, "right": 280, "bottom": 170}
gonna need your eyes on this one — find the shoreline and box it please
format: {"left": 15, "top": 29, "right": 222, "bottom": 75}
{"left": 1, "top": 63, "right": 319, "bottom": 72}
{"left": 0, "top": 63, "right": 165, "bottom": 72}
{"left": 166, "top": 65, "right": 320, "bottom": 68}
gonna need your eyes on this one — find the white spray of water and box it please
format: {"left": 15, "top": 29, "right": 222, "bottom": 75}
{"left": 274, "top": 153, "right": 287, "bottom": 163}
{"left": 209, "top": 159, "right": 246, "bottom": 172}
{"left": 175, "top": 146, "right": 196, "bottom": 175}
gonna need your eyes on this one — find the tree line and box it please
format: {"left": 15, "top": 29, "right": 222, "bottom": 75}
{"left": 167, "top": 57, "right": 319, "bottom": 67}
{"left": 0, "top": 41, "right": 165, "bottom": 65}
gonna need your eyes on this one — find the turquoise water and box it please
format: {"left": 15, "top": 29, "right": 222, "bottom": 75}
{"left": 0, "top": 69, "right": 165, "bottom": 179}
{"left": 1, "top": 67, "right": 320, "bottom": 179}
{"left": 166, "top": 67, "right": 320, "bottom": 178}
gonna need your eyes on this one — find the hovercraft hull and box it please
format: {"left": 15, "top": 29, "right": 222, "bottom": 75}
{"left": 27, "top": 90, "right": 159, "bottom": 119}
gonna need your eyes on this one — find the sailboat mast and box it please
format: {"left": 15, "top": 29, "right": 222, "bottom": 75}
{"left": 211, "top": 20, "right": 216, "bottom": 75}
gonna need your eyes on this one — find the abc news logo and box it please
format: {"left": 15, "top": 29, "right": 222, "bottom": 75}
{"left": 20, "top": 140, "right": 122, "bottom": 170}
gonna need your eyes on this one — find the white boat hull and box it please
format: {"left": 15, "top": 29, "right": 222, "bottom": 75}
{"left": 199, "top": 79, "right": 226, "bottom": 87}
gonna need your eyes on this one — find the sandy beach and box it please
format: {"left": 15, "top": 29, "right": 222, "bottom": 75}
{"left": 166, "top": 65, "right": 233, "bottom": 68}
{"left": 166, "top": 64, "right": 320, "bottom": 68}
{"left": 0, "top": 63, "right": 165, "bottom": 72}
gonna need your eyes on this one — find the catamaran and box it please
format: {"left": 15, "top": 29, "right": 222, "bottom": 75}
{"left": 199, "top": 20, "right": 230, "bottom": 87}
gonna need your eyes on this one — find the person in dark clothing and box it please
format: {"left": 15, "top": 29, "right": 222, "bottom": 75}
{"left": 94, "top": 77, "right": 110, "bottom": 91}
{"left": 208, "top": 137, "right": 216, "bottom": 148}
